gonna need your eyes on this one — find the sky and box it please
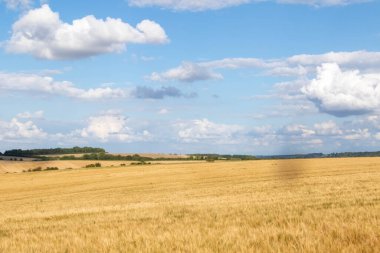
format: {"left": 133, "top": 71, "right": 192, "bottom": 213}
{"left": 1, "top": 0, "right": 380, "bottom": 155}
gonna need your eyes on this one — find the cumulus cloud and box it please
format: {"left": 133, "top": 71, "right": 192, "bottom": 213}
{"left": 275, "top": 120, "right": 376, "bottom": 148}
{"left": 0, "top": 112, "right": 155, "bottom": 145}
{"left": 0, "top": 71, "right": 128, "bottom": 100}
{"left": 133, "top": 86, "right": 197, "bottom": 99}
{"left": 128, "top": 0, "right": 368, "bottom": 11}
{"left": 150, "top": 51, "right": 380, "bottom": 117}
{"left": 5, "top": 4, "right": 168, "bottom": 60}
{"left": 175, "top": 118, "right": 244, "bottom": 143}
{"left": 81, "top": 114, "right": 130, "bottom": 141}
{"left": 80, "top": 113, "right": 151, "bottom": 142}
{"left": 302, "top": 63, "right": 380, "bottom": 116}
{"left": 0, "top": 117, "right": 46, "bottom": 141}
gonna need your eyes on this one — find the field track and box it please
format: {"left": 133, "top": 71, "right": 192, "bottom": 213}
{"left": 0, "top": 158, "right": 379, "bottom": 252}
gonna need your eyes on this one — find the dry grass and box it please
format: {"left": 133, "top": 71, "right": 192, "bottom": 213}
{"left": 0, "top": 158, "right": 379, "bottom": 252}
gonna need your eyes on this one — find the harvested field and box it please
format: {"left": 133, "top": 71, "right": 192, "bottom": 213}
{"left": 0, "top": 160, "right": 205, "bottom": 173}
{"left": 0, "top": 158, "right": 379, "bottom": 252}
{"left": 113, "top": 153, "right": 190, "bottom": 159}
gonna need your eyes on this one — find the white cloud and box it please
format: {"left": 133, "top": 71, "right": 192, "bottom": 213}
{"left": 129, "top": 0, "right": 250, "bottom": 11}
{"left": 307, "top": 138, "right": 323, "bottom": 145}
{"left": 5, "top": 4, "right": 168, "bottom": 60}
{"left": 0, "top": 71, "right": 196, "bottom": 101}
{"left": 314, "top": 120, "right": 342, "bottom": 135}
{"left": 0, "top": 71, "right": 128, "bottom": 100}
{"left": 128, "top": 0, "right": 368, "bottom": 11}
{"left": 280, "top": 124, "right": 316, "bottom": 137}
{"left": 80, "top": 113, "right": 151, "bottom": 142}
{"left": 150, "top": 51, "right": 380, "bottom": 117}
{"left": 0, "top": 117, "right": 46, "bottom": 141}
{"left": 149, "top": 62, "right": 223, "bottom": 82}
{"left": 343, "top": 128, "right": 371, "bottom": 140}
{"left": 287, "top": 51, "right": 380, "bottom": 71}
{"left": 1, "top": 0, "right": 32, "bottom": 9}
{"left": 81, "top": 114, "right": 130, "bottom": 141}
{"left": 278, "top": 0, "right": 368, "bottom": 7}
{"left": 16, "top": 110, "right": 44, "bottom": 119}
{"left": 158, "top": 108, "right": 170, "bottom": 114}
{"left": 149, "top": 51, "right": 380, "bottom": 83}
{"left": 175, "top": 118, "right": 244, "bottom": 143}
{"left": 302, "top": 63, "right": 380, "bottom": 116}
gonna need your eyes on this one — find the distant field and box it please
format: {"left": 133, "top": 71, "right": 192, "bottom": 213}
{"left": 0, "top": 158, "right": 379, "bottom": 252}
{"left": 0, "top": 155, "right": 37, "bottom": 161}
{"left": 0, "top": 160, "right": 203, "bottom": 173}
{"left": 114, "top": 153, "right": 190, "bottom": 159}
{"left": 42, "top": 153, "right": 190, "bottom": 159}
{"left": 0, "top": 160, "right": 133, "bottom": 173}
{"left": 41, "top": 153, "right": 89, "bottom": 158}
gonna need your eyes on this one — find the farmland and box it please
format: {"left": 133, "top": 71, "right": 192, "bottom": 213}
{"left": 0, "top": 158, "right": 379, "bottom": 252}
{"left": 0, "top": 160, "right": 203, "bottom": 173}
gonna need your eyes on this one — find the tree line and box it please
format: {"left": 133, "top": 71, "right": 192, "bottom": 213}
{"left": 0, "top": 147, "right": 105, "bottom": 157}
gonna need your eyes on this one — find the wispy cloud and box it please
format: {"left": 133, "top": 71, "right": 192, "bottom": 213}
{"left": 128, "top": 0, "right": 369, "bottom": 11}
{"left": 1, "top": 0, "right": 32, "bottom": 10}
{"left": 133, "top": 86, "right": 197, "bottom": 99}
{"left": 149, "top": 62, "right": 223, "bottom": 82}
{"left": 149, "top": 51, "right": 380, "bottom": 83}
{"left": 0, "top": 71, "right": 128, "bottom": 100}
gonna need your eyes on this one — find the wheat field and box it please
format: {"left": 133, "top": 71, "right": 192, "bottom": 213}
{"left": 0, "top": 158, "right": 379, "bottom": 252}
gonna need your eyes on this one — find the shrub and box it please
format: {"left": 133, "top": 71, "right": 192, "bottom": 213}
{"left": 45, "top": 167, "right": 59, "bottom": 171}
{"left": 131, "top": 161, "right": 151, "bottom": 166}
{"left": 31, "top": 167, "right": 42, "bottom": 172}
{"left": 85, "top": 163, "right": 102, "bottom": 168}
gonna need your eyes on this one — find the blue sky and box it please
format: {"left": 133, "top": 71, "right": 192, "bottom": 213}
{"left": 1, "top": 0, "right": 380, "bottom": 155}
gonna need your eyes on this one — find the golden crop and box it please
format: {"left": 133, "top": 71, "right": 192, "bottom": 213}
{"left": 0, "top": 158, "right": 379, "bottom": 252}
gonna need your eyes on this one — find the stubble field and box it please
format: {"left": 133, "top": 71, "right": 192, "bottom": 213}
{"left": 0, "top": 160, "right": 202, "bottom": 173}
{"left": 0, "top": 158, "right": 379, "bottom": 252}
